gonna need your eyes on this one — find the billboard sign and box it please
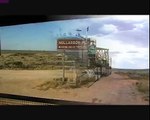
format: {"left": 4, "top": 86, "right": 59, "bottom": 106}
{"left": 57, "top": 40, "right": 87, "bottom": 50}
{"left": 88, "top": 44, "right": 96, "bottom": 55}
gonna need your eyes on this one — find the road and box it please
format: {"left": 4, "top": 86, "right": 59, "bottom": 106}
{"left": 0, "top": 70, "right": 149, "bottom": 105}
{"left": 49, "top": 71, "right": 148, "bottom": 105}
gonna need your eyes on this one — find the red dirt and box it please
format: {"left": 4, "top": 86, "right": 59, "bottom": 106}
{"left": 0, "top": 70, "right": 149, "bottom": 105}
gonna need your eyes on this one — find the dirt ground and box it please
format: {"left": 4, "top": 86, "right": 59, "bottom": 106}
{"left": 0, "top": 70, "right": 149, "bottom": 105}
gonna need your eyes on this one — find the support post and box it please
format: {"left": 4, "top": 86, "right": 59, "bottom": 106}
{"left": 62, "top": 50, "right": 65, "bottom": 82}
{"left": 0, "top": 38, "right": 1, "bottom": 56}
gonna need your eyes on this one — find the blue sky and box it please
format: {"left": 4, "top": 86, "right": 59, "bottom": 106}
{"left": 0, "top": 15, "right": 149, "bottom": 69}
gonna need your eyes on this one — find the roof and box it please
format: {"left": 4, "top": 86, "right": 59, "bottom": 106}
{"left": 96, "top": 47, "right": 109, "bottom": 50}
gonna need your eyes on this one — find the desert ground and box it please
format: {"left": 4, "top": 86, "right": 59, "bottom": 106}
{"left": 0, "top": 51, "right": 149, "bottom": 105}
{"left": 0, "top": 70, "right": 149, "bottom": 105}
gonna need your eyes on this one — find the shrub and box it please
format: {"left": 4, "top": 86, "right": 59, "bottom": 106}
{"left": 136, "top": 80, "right": 149, "bottom": 94}
{"left": 13, "top": 61, "right": 23, "bottom": 66}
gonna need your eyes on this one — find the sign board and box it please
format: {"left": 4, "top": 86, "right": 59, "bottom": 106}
{"left": 57, "top": 40, "right": 87, "bottom": 50}
{"left": 88, "top": 44, "right": 96, "bottom": 55}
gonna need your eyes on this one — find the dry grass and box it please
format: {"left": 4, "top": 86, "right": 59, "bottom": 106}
{"left": 115, "top": 70, "right": 149, "bottom": 101}
{"left": 0, "top": 52, "right": 68, "bottom": 70}
{"left": 136, "top": 80, "right": 149, "bottom": 93}
{"left": 136, "top": 80, "right": 149, "bottom": 101}
{"left": 34, "top": 77, "right": 77, "bottom": 90}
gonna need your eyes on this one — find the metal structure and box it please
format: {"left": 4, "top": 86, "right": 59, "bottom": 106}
{"left": 57, "top": 34, "right": 112, "bottom": 83}
{"left": 87, "top": 39, "right": 112, "bottom": 77}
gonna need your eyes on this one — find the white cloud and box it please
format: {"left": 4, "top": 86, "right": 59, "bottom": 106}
{"left": 89, "top": 35, "right": 149, "bottom": 69}
{"left": 133, "top": 23, "right": 144, "bottom": 30}
{"left": 111, "top": 15, "right": 149, "bottom": 22}
{"left": 99, "top": 24, "right": 118, "bottom": 34}
{"left": 112, "top": 49, "right": 149, "bottom": 69}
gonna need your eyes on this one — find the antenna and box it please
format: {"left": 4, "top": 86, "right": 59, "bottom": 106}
{"left": 86, "top": 26, "right": 89, "bottom": 41}
{"left": 76, "top": 29, "right": 82, "bottom": 32}
{"left": 59, "top": 28, "right": 62, "bottom": 36}
{"left": 63, "top": 33, "right": 66, "bottom": 36}
{"left": 76, "top": 29, "right": 82, "bottom": 37}
{"left": 68, "top": 32, "right": 72, "bottom": 36}
{"left": 86, "top": 26, "right": 89, "bottom": 67}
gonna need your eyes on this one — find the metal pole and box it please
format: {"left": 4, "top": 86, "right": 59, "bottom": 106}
{"left": 62, "top": 50, "right": 65, "bottom": 82}
{"left": 82, "top": 41, "right": 83, "bottom": 62}
{"left": 0, "top": 36, "right": 1, "bottom": 56}
{"left": 86, "top": 27, "right": 89, "bottom": 67}
{"left": 74, "top": 61, "right": 77, "bottom": 86}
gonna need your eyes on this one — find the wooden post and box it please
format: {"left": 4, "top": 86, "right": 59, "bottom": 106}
{"left": 73, "top": 61, "right": 77, "bottom": 86}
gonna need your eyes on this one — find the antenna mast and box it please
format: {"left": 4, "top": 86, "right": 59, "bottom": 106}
{"left": 76, "top": 29, "right": 82, "bottom": 37}
{"left": 59, "top": 28, "right": 62, "bottom": 37}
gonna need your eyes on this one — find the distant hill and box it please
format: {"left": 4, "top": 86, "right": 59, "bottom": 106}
{"left": 112, "top": 68, "right": 149, "bottom": 73}
{"left": 1, "top": 50, "right": 58, "bottom": 54}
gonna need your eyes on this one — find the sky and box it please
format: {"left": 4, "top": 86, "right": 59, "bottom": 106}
{"left": 0, "top": 15, "right": 149, "bottom": 69}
